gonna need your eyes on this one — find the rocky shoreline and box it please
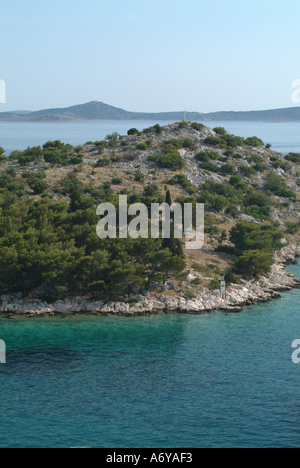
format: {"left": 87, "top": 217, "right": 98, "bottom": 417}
{"left": 1, "top": 244, "right": 300, "bottom": 319}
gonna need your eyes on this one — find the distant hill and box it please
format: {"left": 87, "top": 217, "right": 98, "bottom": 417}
{"left": 0, "top": 101, "right": 300, "bottom": 122}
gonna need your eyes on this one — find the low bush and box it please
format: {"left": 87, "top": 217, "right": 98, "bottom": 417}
{"left": 135, "top": 170, "right": 145, "bottom": 182}
{"left": 224, "top": 269, "right": 241, "bottom": 285}
{"left": 191, "top": 122, "right": 204, "bottom": 131}
{"left": 285, "top": 153, "right": 300, "bottom": 164}
{"left": 111, "top": 177, "right": 123, "bottom": 185}
{"left": 213, "top": 127, "right": 227, "bottom": 135}
{"left": 195, "top": 151, "right": 219, "bottom": 162}
{"left": 219, "top": 164, "right": 235, "bottom": 175}
{"left": 127, "top": 128, "right": 139, "bottom": 135}
{"left": 244, "top": 136, "right": 264, "bottom": 147}
{"left": 149, "top": 150, "right": 185, "bottom": 170}
{"left": 240, "top": 166, "right": 257, "bottom": 177}
{"left": 137, "top": 143, "right": 148, "bottom": 151}
{"left": 199, "top": 162, "right": 219, "bottom": 172}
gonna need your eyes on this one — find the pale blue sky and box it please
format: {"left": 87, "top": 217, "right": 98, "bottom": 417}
{"left": 0, "top": 0, "right": 299, "bottom": 113}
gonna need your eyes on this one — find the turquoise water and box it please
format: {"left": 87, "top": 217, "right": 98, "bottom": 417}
{"left": 1, "top": 263, "right": 300, "bottom": 448}
{"left": 0, "top": 120, "right": 299, "bottom": 155}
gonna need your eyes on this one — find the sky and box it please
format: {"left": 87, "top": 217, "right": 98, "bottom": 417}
{"left": 0, "top": 0, "right": 300, "bottom": 113}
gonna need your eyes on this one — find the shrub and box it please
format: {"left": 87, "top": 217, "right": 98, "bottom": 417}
{"left": 264, "top": 172, "right": 285, "bottom": 192}
{"left": 276, "top": 188, "right": 296, "bottom": 200}
{"left": 213, "top": 127, "right": 227, "bottom": 135}
{"left": 230, "top": 222, "right": 283, "bottom": 253}
{"left": 234, "top": 250, "right": 274, "bottom": 276}
{"left": 220, "top": 134, "right": 244, "bottom": 148}
{"left": 219, "top": 164, "right": 235, "bottom": 175}
{"left": 224, "top": 269, "right": 241, "bottom": 285}
{"left": 144, "top": 184, "right": 158, "bottom": 197}
{"left": 192, "top": 277, "right": 202, "bottom": 285}
{"left": 229, "top": 175, "right": 247, "bottom": 190}
{"left": 195, "top": 151, "right": 219, "bottom": 162}
{"left": 10, "top": 146, "right": 43, "bottom": 166}
{"left": 280, "top": 162, "right": 291, "bottom": 173}
{"left": 232, "top": 153, "right": 242, "bottom": 159}
{"left": 121, "top": 140, "right": 130, "bottom": 150}
{"left": 149, "top": 152, "right": 185, "bottom": 170}
{"left": 42, "top": 140, "right": 65, "bottom": 150}
{"left": 127, "top": 128, "right": 139, "bottom": 135}
{"left": 285, "top": 153, "right": 300, "bottom": 164}
{"left": 223, "top": 149, "right": 234, "bottom": 157}
{"left": 28, "top": 179, "right": 49, "bottom": 195}
{"left": 177, "top": 121, "right": 189, "bottom": 128}
{"left": 74, "top": 146, "right": 83, "bottom": 154}
{"left": 103, "top": 181, "right": 112, "bottom": 190}
{"left": 184, "top": 290, "right": 196, "bottom": 299}
{"left": 191, "top": 122, "right": 204, "bottom": 131}
{"left": 111, "top": 177, "right": 123, "bottom": 185}
{"left": 137, "top": 143, "right": 147, "bottom": 151}
{"left": 199, "top": 192, "right": 228, "bottom": 211}
{"left": 164, "top": 139, "right": 183, "bottom": 149}
{"left": 96, "top": 158, "right": 110, "bottom": 167}
{"left": 182, "top": 138, "right": 196, "bottom": 150}
{"left": 135, "top": 170, "right": 145, "bottom": 182}
{"left": 244, "top": 136, "right": 264, "bottom": 147}
{"left": 204, "top": 136, "right": 220, "bottom": 146}
{"left": 240, "top": 166, "right": 256, "bottom": 177}
{"left": 225, "top": 205, "right": 239, "bottom": 218}
{"left": 94, "top": 140, "right": 107, "bottom": 153}
{"left": 199, "top": 162, "right": 219, "bottom": 172}
{"left": 154, "top": 124, "right": 162, "bottom": 135}
{"left": 211, "top": 280, "right": 221, "bottom": 290}
{"left": 244, "top": 192, "right": 271, "bottom": 209}
{"left": 286, "top": 222, "right": 300, "bottom": 234}
{"left": 254, "top": 162, "right": 268, "bottom": 172}
{"left": 168, "top": 174, "right": 195, "bottom": 194}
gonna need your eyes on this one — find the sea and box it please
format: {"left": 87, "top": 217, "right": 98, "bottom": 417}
{"left": 0, "top": 121, "right": 300, "bottom": 448}
{"left": 0, "top": 120, "right": 300, "bottom": 155}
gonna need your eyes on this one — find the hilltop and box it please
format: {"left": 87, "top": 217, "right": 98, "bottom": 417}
{"left": 1, "top": 121, "right": 300, "bottom": 317}
{"left": 1, "top": 101, "right": 300, "bottom": 122}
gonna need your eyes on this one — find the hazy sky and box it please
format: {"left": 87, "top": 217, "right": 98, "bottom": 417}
{"left": 0, "top": 0, "right": 299, "bottom": 113}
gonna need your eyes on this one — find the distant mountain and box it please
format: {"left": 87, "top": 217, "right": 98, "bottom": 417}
{"left": 0, "top": 101, "right": 300, "bottom": 122}
{"left": 10, "top": 110, "right": 32, "bottom": 115}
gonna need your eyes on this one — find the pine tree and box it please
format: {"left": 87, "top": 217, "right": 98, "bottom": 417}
{"left": 166, "top": 189, "right": 172, "bottom": 206}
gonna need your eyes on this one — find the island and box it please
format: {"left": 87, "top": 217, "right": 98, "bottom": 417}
{"left": 1, "top": 101, "right": 300, "bottom": 122}
{"left": 0, "top": 121, "right": 300, "bottom": 317}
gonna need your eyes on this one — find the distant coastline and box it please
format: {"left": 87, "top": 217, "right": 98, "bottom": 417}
{"left": 1, "top": 101, "right": 300, "bottom": 122}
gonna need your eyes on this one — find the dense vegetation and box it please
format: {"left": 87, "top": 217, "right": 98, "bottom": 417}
{"left": 1, "top": 120, "right": 298, "bottom": 300}
{"left": 0, "top": 168, "right": 186, "bottom": 298}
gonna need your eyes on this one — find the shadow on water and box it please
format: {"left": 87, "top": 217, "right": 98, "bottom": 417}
{"left": 0, "top": 348, "right": 84, "bottom": 375}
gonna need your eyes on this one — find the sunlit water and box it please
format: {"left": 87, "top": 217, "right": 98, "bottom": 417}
{"left": 1, "top": 263, "right": 300, "bottom": 448}
{"left": 0, "top": 120, "right": 299, "bottom": 155}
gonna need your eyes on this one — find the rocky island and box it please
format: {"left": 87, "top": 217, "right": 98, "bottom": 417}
{"left": 1, "top": 121, "right": 300, "bottom": 317}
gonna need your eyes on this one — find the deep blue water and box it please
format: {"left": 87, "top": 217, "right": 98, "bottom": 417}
{"left": 0, "top": 120, "right": 299, "bottom": 155}
{"left": 1, "top": 263, "right": 300, "bottom": 448}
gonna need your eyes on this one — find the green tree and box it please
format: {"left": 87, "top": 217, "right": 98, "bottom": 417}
{"left": 235, "top": 250, "right": 274, "bottom": 276}
{"left": 166, "top": 190, "right": 172, "bottom": 206}
{"left": 127, "top": 128, "right": 139, "bottom": 135}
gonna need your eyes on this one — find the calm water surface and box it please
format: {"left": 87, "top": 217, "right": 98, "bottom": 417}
{"left": 0, "top": 120, "right": 299, "bottom": 155}
{"left": 1, "top": 262, "right": 300, "bottom": 448}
